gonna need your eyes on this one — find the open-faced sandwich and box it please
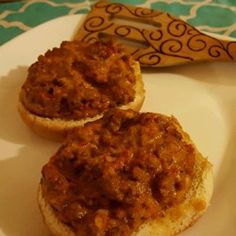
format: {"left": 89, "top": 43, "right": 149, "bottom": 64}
{"left": 38, "top": 109, "right": 213, "bottom": 236}
{"left": 18, "top": 40, "right": 144, "bottom": 141}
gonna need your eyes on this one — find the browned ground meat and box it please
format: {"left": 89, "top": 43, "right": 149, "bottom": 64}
{"left": 21, "top": 41, "right": 136, "bottom": 120}
{"left": 41, "top": 109, "right": 195, "bottom": 236}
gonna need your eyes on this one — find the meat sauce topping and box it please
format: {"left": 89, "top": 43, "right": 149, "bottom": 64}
{"left": 21, "top": 41, "right": 136, "bottom": 120}
{"left": 41, "top": 109, "right": 195, "bottom": 236}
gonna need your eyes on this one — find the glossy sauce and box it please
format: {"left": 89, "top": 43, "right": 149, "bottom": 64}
{"left": 41, "top": 109, "right": 195, "bottom": 235}
{"left": 21, "top": 41, "right": 135, "bottom": 120}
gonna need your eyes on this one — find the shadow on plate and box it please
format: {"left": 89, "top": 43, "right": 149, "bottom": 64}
{"left": 0, "top": 66, "right": 33, "bottom": 144}
{"left": 143, "top": 61, "right": 236, "bottom": 234}
{"left": 183, "top": 97, "right": 236, "bottom": 236}
{"left": 0, "top": 146, "right": 53, "bottom": 236}
{"left": 0, "top": 66, "right": 235, "bottom": 235}
{"left": 142, "top": 61, "right": 236, "bottom": 86}
{"left": 185, "top": 136, "right": 236, "bottom": 236}
{"left": 0, "top": 67, "right": 58, "bottom": 235}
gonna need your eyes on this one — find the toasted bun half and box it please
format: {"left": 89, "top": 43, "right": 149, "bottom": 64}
{"left": 38, "top": 113, "right": 213, "bottom": 236}
{"left": 134, "top": 152, "right": 213, "bottom": 236}
{"left": 18, "top": 61, "right": 144, "bottom": 141}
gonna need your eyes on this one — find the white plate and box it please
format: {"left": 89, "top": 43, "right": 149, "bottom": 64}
{"left": 0, "top": 15, "right": 236, "bottom": 236}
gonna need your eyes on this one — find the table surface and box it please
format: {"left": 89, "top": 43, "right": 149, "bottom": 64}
{"left": 0, "top": 0, "right": 236, "bottom": 45}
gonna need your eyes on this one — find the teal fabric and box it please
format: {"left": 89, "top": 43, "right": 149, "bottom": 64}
{"left": 188, "top": 5, "right": 236, "bottom": 27}
{"left": 150, "top": 2, "right": 193, "bottom": 16}
{"left": 4, "top": 3, "right": 72, "bottom": 27}
{"left": 0, "top": 0, "right": 236, "bottom": 45}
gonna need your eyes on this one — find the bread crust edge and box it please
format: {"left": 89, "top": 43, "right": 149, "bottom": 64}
{"left": 18, "top": 61, "right": 144, "bottom": 141}
{"left": 37, "top": 115, "right": 213, "bottom": 236}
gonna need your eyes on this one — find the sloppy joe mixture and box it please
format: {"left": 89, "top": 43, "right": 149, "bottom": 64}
{"left": 21, "top": 40, "right": 136, "bottom": 120}
{"left": 41, "top": 109, "right": 195, "bottom": 236}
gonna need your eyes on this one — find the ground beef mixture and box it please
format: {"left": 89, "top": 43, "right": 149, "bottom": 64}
{"left": 21, "top": 40, "right": 136, "bottom": 120}
{"left": 41, "top": 109, "right": 195, "bottom": 236}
